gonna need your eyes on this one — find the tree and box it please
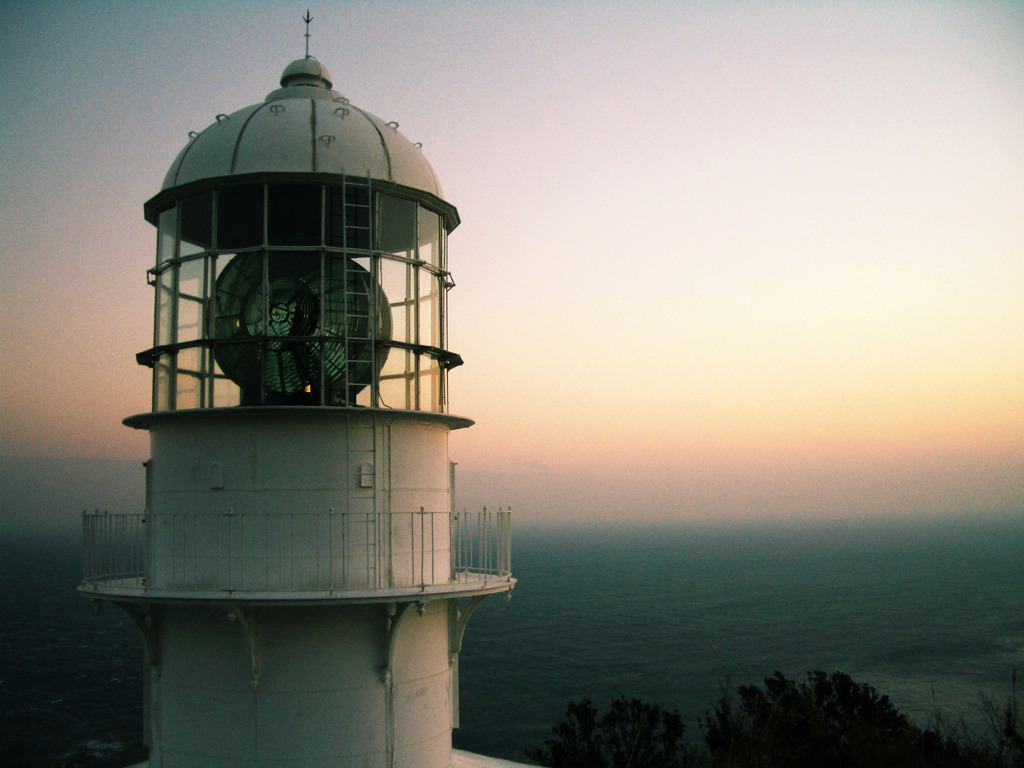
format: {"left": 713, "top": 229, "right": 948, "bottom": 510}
{"left": 529, "top": 671, "right": 1019, "bottom": 767}
{"left": 700, "top": 670, "right": 969, "bottom": 768}
{"left": 981, "top": 668, "right": 1024, "bottom": 768}
{"left": 527, "top": 697, "right": 691, "bottom": 768}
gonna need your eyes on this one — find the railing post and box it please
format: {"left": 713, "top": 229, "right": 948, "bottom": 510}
{"left": 419, "top": 507, "right": 425, "bottom": 588}
{"left": 328, "top": 507, "right": 334, "bottom": 593}
{"left": 81, "top": 511, "right": 89, "bottom": 582}
{"left": 344, "top": 508, "right": 350, "bottom": 591}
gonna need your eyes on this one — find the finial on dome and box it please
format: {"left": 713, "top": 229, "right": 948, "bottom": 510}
{"left": 303, "top": 10, "right": 313, "bottom": 59}
{"left": 278, "top": 57, "right": 334, "bottom": 90}
{"left": 265, "top": 13, "right": 341, "bottom": 101}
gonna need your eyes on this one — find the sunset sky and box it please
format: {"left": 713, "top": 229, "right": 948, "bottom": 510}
{"left": 1, "top": 1, "right": 1021, "bottom": 527}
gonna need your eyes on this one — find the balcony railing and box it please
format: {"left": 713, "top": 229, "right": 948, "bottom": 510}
{"left": 81, "top": 507, "right": 512, "bottom": 597}
{"left": 82, "top": 509, "right": 147, "bottom": 585}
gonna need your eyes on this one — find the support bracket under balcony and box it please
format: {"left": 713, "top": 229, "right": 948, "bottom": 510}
{"left": 226, "top": 605, "right": 261, "bottom": 689}
{"left": 448, "top": 594, "right": 488, "bottom": 666}
{"left": 117, "top": 603, "right": 162, "bottom": 677}
{"left": 381, "top": 601, "right": 418, "bottom": 685}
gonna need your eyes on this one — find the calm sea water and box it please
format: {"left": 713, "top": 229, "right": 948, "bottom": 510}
{"left": 453, "top": 514, "right": 1024, "bottom": 762}
{"left": 2, "top": 513, "right": 1022, "bottom": 766}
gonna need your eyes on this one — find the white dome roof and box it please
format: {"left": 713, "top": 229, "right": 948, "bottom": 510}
{"left": 159, "top": 58, "right": 445, "bottom": 198}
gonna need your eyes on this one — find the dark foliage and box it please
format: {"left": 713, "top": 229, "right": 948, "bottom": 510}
{"left": 527, "top": 697, "right": 691, "bottom": 768}
{"left": 529, "top": 670, "right": 1024, "bottom": 768}
{"left": 701, "top": 670, "right": 968, "bottom": 768}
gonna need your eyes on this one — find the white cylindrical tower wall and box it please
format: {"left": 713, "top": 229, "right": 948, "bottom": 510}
{"left": 129, "top": 408, "right": 468, "bottom": 593}
{"left": 149, "top": 600, "right": 454, "bottom": 768}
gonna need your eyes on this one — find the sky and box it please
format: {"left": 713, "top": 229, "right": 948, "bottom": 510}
{"left": 1, "top": 1, "right": 1021, "bottom": 528}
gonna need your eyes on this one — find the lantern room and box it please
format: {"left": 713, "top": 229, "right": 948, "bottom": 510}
{"left": 137, "top": 57, "right": 461, "bottom": 413}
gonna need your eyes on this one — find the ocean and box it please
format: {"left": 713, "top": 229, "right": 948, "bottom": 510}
{"left": 2, "top": 513, "right": 1022, "bottom": 767}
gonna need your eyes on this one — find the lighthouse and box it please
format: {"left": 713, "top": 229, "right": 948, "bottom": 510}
{"left": 80, "top": 44, "right": 515, "bottom": 768}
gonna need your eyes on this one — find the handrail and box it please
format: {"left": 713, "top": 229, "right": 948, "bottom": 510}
{"left": 81, "top": 507, "right": 511, "bottom": 595}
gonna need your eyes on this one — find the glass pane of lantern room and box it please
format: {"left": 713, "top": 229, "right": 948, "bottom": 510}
{"left": 212, "top": 361, "right": 241, "bottom": 407}
{"left": 418, "top": 270, "right": 441, "bottom": 349}
{"left": 156, "top": 269, "right": 174, "bottom": 347}
{"left": 157, "top": 207, "right": 177, "bottom": 264}
{"left": 379, "top": 347, "right": 413, "bottom": 410}
{"left": 377, "top": 194, "right": 416, "bottom": 257}
{"left": 177, "top": 257, "right": 204, "bottom": 298}
{"left": 417, "top": 207, "right": 440, "bottom": 267}
{"left": 177, "top": 345, "right": 203, "bottom": 377}
{"left": 176, "top": 371, "right": 201, "bottom": 410}
{"left": 380, "top": 258, "right": 411, "bottom": 344}
{"left": 176, "top": 258, "right": 205, "bottom": 342}
{"left": 176, "top": 298, "right": 203, "bottom": 344}
{"left": 154, "top": 354, "right": 173, "bottom": 411}
{"left": 419, "top": 355, "right": 440, "bottom": 412}
{"left": 217, "top": 186, "right": 264, "bottom": 249}
{"left": 327, "top": 186, "right": 371, "bottom": 250}
{"left": 268, "top": 185, "right": 321, "bottom": 246}
{"left": 179, "top": 192, "right": 213, "bottom": 257}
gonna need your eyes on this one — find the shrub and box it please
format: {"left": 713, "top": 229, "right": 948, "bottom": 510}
{"left": 527, "top": 697, "right": 691, "bottom": 768}
{"left": 529, "top": 670, "right": 1023, "bottom": 767}
{"left": 700, "top": 670, "right": 967, "bottom": 767}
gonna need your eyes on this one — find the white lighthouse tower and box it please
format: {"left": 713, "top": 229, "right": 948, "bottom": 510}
{"left": 80, "top": 42, "right": 515, "bottom": 768}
